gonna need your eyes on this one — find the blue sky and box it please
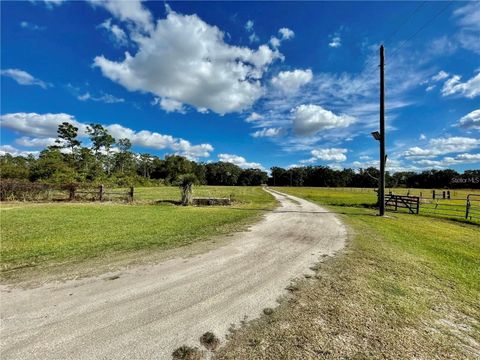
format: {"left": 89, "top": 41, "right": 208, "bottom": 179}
{"left": 1, "top": 0, "right": 479, "bottom": 172}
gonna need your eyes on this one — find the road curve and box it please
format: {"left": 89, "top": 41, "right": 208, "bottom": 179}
{"left": 0, "top": 189, "right": 346, "bottom": 360}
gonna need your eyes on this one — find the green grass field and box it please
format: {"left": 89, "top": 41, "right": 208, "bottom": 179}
{"left": 0, "top": 186, "right": 276, "bottom": 274}
{"left": 271, "top": 186, "right": 479, "bottom": 222}
{"left": 218, "top": 187, "right": 480, "bottom": 359}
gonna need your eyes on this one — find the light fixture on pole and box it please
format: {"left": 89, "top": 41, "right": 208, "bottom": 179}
{"left": 371, "top": 131, "right": 381, "bottom": 141}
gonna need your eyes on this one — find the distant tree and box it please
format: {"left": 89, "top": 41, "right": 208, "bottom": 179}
{"left": 138, "top": 153, "right": 153, "bottom": 178}
{"left": 0, "top": 154, "right": 33, "bottom": 179}
{"left": 114, "top": 138, "right": 134, "bottom": 174}
{"left": 56, "top": 122, "right": 81, "bottom": 155}
{"left": 86, "top": 124, "right": 115, "bottom": 155}
{"left": 238, "top": 168, "right": 268, "bottom": 186}
{"left": 29, "top": 148, "right": 76, "bottom": 183}
{"left": 205, "top": 162, "right": 242, "bottom": 185}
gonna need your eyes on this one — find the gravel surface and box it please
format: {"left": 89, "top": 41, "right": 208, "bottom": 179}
{"left": 0, "top": 188, "right": 346, "bottom": 360}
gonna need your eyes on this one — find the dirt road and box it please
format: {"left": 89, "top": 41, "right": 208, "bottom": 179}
{"left": 0, "top": 189, "right": 346, "bottom": 359}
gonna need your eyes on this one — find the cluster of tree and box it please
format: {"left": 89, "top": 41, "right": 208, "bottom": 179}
{"left": 1, "top": 122, "right": 478, "bottom": 189}
{"left": 0, "top": 122, "right": 268, "bottom": 186}
{"left": 269, "top": 166, "right": 480, "bottom": 189}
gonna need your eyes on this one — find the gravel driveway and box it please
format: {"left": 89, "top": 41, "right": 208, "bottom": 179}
{"left": 0, "top": 188, "right": 346, "bottom": 359}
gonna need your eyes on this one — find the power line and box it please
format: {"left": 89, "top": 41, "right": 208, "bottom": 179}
{"left": 364, "top": 0, "right": 453, "bottom": 76}
{"left": 382, "top": 1, "right": 427, "bottom": 45}
{"left": 389, "top": 0, "right": 454, "bottom": 58}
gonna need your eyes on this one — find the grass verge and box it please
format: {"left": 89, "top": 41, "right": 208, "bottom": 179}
{"left": 216, "top": 187, "right": 480, "bottom": 359}
{"left": 0, "top": 186, "right": 275, "bottom": 279}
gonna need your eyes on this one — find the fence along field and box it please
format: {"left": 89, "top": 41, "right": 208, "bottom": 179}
{"left": 275, "top": 187, "right": 480, "bottom": 223}
{"left": 1, "top": 180, "right": 479, "bottom": 222}
{"left": 0, "top": 180, "right": 134, "bottom": 202}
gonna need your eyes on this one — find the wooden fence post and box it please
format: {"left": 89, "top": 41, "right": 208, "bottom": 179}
{"left": 443, "top": 191, "right": 446, "bottom": 199}
{"left": 447, "top": 190, "right": 451, "bottom": 199}
{"left": 432, "top": 190, "right": 435, "bottom": 199}
{"left": 99, "top": 184, "right": 104, "bottom": 202}
{"left": 69, "top": 185, "right": 76, "bottom": 201}
{"left": 129, "top": 186, "right": 134, "bottom": 202}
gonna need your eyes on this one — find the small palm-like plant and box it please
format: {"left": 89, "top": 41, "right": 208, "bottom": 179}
{"left": 177, "top": 173, "right": 198, "bottom": 205}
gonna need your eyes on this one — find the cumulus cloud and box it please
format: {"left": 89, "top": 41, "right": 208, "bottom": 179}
{"left": 15, "top": 136, "right": 58, "bottom": 148}
{"left": 0, "top": 145, "right": 39, "bottom": 157}
{"left": 245, "top": 20, "right": 254, "bottom": 32}
{"left": 458, "top": 109, "right": 480, "bottom": 130}
{"left": 0, "top": 112, "right": 213, "bottom": 159}
{"left": 251, "top": 128, "right": 282, "bottom": 138}
{"left": 279, "top": 28, "right": 294, "bottom": 40}
{"left": 441, "top": 72, "right": 480, "bottom": 98}
{"left": 89, "top": 0, "right": 153, "bottom": 32}
{"left": 93, "top": 6, "right": 284, "bottom": 114}
{"left": 328, "top": 35, "right": 341, "bottom": 48}
{"left": 0, "top": 113, "right": 84, "bottom": 137}
{"left": 415, "top": 153, "right": 480, "bottom": 168}
{"left": 291, "top": 104, "right": 355, "bottom": 136}
{"left": 403, "top": 136, "right": 480, "bottom": 158}
{"left": 1, "top": 69, "right": 50, "bottom": 89}
{"left": 301, "top": 148, "right": 347, "bottom": 163}
{"left": 218, "top": 153, "right": 262, "bottom": 169}
{"left": 245, "top": 112, "right": 264, "bottom": 122}
{"left": 98, "top": 18, "right": 128, "bottom": 46}
{"left": 271, "top": 69, "right": 313, "bottom": 93}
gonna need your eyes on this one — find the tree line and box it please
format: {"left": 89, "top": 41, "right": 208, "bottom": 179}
{"left": 1, "top": 122, "right": 478, "bottom": 189}
{"left": 0, "top": 122, "right": 268, "bottom": 186}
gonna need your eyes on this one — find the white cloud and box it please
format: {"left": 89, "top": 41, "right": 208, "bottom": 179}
{"left": 269, "top": 37, "right": 280, "bottom": 48}
{"left": 453, "top": 2, "right": 480, "bottom": 31}
{"left": 15, "top": 136, "right": 58, "bottom": 148}
{"left": 106, "top": 124, "right": 213, "bottom": 159}
{"left": 157, "top": 98, "right": 185, "bottom": 113}
{"left": 218, "top": 153, "right": 262, "bottom": 169}
{"left": 403, "top": 136, "right": 480, "bottom": 158}
{"left": 278, "top": 28, "right": 294, "bottom": 40}
{"left": 93, "top": 7, "right": 284, "bottom": 114}
{"left": 458, "top": 109, "right": 480, "bottom": 130}
{"left": 0, "top": 113, "right": 84, "bottom": 137}
{"left": 78, "top": 92, "right": 125, "bottom": 104}
{"left": 271, "top": 69, "right": 313, "bottom": 93}
{"left": 246, "top": 112, "right": 264, "bottom": 122}
{"left": 251, "top": 128, "right": 282, "bottom": 138}
{"left": 415, "top": 153, "right": 480, "bottom": 168}
{"left": 89, "top": 0, "right": 153, "bottom": 33}
{"left": 441, "top": 72, "right": 480, "bottom": 98}
{"left": 249, "top": 33, "right": 260, "bottom": 43}
{"left": 419, "top": 134, "right": 427, "bottom": 140}
{"left": 291, "top": 104, "right": 355, "bottom": 136}
{"left": 245, "top": 20, "right": 254, "bottom": 32}
{"left": 432, "top": 70, "right": 449, "bottom": 81}
{"left": 0, "top": 112, "right": 213, "bottom": 159}
{"left": 1, "top": 69, "right": 49, "bottom": 89}
{"left": 0, "top": 145, "right": 39, "bottom": 158}
{"left": 98, "top": 18, "right": 128, "bottom": 46}
{"left": 301, "top": 148, "right": 347, "bottom": 163}
{"left": 328, "top": 36, "right": 341, "bottom": 48}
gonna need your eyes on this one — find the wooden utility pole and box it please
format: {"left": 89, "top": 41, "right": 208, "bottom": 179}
{"left": 379, "top": 45, "right": 386, "bottom": 216}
